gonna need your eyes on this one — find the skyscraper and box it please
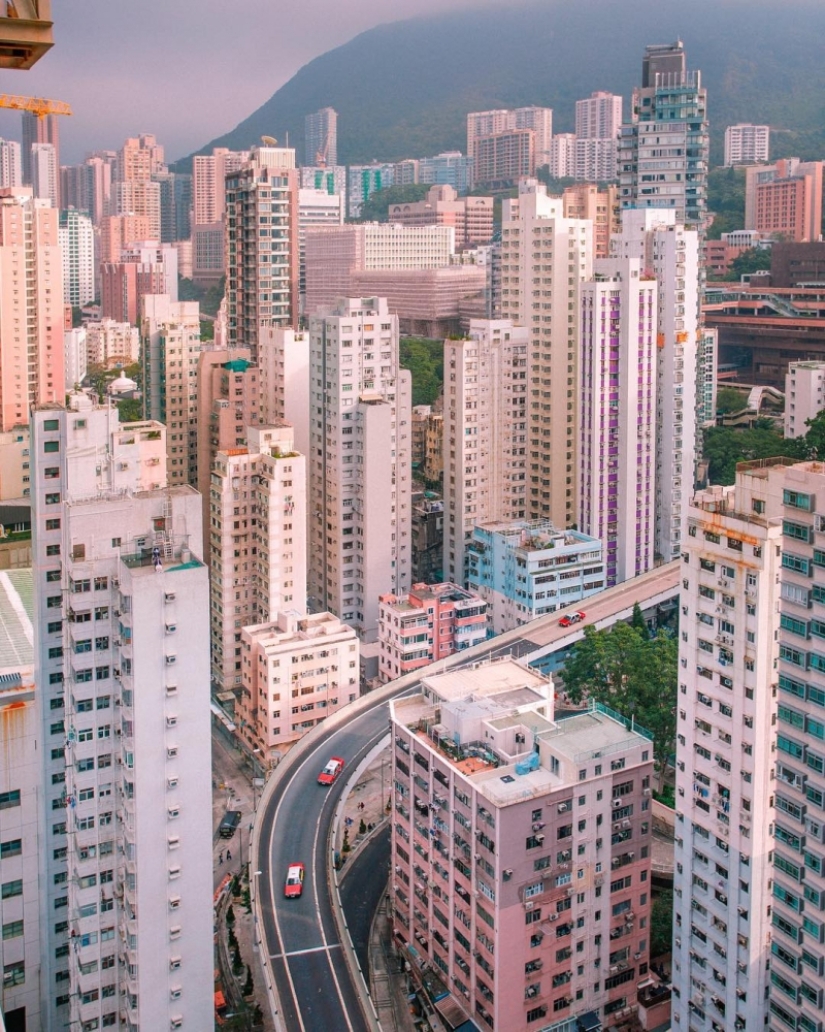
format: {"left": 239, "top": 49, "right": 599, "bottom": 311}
{"left": 304, "top": 106, "right": 338, "bottom": 167}
{"left": 32, "top": 394, "right": 213, "bottom": 1032}
{"left": 224, "top": 146, "right": 299, "bottom": 361}
{"left": 612, "top": 209, "right": 700, "bottom": 564}
{"left": 618, "top": 41, "right": 709, "bottom": 231}
{"left": 575, "top": 91, "right": 623, "bottom": 140}
{"left": 0, "top": 137, "right": 22, "bottom": 187}
{"left": 192, "top": 147, "right": 249, "bottom": 284}
{"left": 142, "top": 294, "right": 201, "bottom": 486}
{"left": 58, "top": 208, "right": 95, "bottom": 306}
{"left": 724, "top": 124, "right": 770, "bottom": 167}
{"left": 579, "top": 256, "right": 657, "bottom": 586}
{"left": 0, "top": 186, "right": 65, "bottom": 430}
{"left": 441, "top": 319, "right": 528, "bottom": 586}
{"left": 500, "top": 179, "right": 593, "bottom": 528}
{"left": 308, "top": 297, "right": 411, "bottom": 641}
{"left": 21, "top": 110, "right": 59, "bottom": 199}
{"left": 30, "top": 141, "right": 57, "bottom": 207}
{"left": 673, "top": 462, "right": 785, "bottom": 1032}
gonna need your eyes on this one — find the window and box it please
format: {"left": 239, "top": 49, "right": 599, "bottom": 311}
{"left": 1, "top": 880, "right": 23, "bottom": 899}
{"left": 0, "top": 790, "right": 20, "bottom": 810}
{"left": 0, "top": 839, "right": 22, "bottom": 859}
{"left": 2, "top": 919, "right": 23, "bottom": 940}
{"left": 3, "top": 960, "right": 24, "bottom": 986}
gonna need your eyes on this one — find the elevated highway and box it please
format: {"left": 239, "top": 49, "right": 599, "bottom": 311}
{"left": 251, "top": 561, "right": 680, "bottom": 1030}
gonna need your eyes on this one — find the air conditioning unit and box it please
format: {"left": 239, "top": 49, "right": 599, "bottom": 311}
{"left": 612, "top": 798, "right": 622, "bottom": 807}
{"left": 549, "top": 913, "right": 558, "bottom": 922}
{"left": 165, "top": 655, "right": 176, "bottom": 665}
{"left": 525, "top": 901, "right": 534, "bottom": 910}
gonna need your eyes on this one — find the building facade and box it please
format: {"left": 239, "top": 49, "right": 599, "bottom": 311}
{"left": 785, "top": 360, "right": 825, "bottom": 438}
{"left": 467, "top": 519, "right": 605, "bottom": 634}
{"left": 575, "top": 91, "right": 623, "bottom": 141}
{"left": 618, "top": 41, "right": 709, "bottom": 231}
{"left": 745, "top": 159, "right": 824, "bottom": 243}
{"left": 724, "top": 124, "right": 770, "bottom": 167}
{"left": 304, "top": 107, "right": 338, "bottom": 167}
{"left": 58, "top": 208, "right": 95, "bottom": 307}
{"left": 501, "top": 180, "right": 594, "bottom": 528}
{"left": 377, "top": 581, "right": 487, "bottom": 682}
{"left": 209, "top": 424, "right": 307, "bottom": 693}
{"left": 225, "top": 147, "right": 299, "bottom": 361}
{"left": 0, "top": 186, "right": 65, "bottom": 431}
{"left": 388, "top": 184, "right": 494, "bottom": 248}
{"left": 308, "top": 297, "right": 411, "bottom": 641}
{"left": 0, "top": 137, "right": 22, "bottom": 187}
{"left": 347, "top": 163, "right": 395, "bottom": 219}
{"left": 142, "top": 295, "right": 201, "bottom": 487}
{"left": 32, "top": 394, "right": 213, "bottom": 1032}
{"left": 442, "top": 319, "right": 529, "bottom": 586}
{"left": 391, "top": 660, "right": 654, "bottom": 1032}
{"left": 672, "top": 462, "right": 785, "bottom": 1032}
{"left": 579, "top": 258, "right": 657, "bottom": 586}
{"left": 238, "top": 611, "right": 358, "bottom": 762}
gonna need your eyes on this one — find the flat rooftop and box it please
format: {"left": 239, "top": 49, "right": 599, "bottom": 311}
{"left": 420, "top": 658, "right": 549, "bottom": 703}
{"left": 0, "top": 569, "right": 34, "bottom": 671}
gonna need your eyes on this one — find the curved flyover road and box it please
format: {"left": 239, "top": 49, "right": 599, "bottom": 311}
{"left": 252, "top": 561, "right": 680, "bottom": 1030}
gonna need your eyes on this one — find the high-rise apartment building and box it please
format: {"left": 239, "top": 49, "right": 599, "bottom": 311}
{"left": 308, "top": 297, "right": 411, "bottom": 641}
{"left": 299, "top": 164, "right": 346, "bottom": 200}
{"left": 579, "top": 257, "right": 657, "bottom": 586}
{"left": 467, "top": 107, "right": 553, "bottom": 167}
{"left": 767, "top": 460, "right": 825, "bottom": 1032}
{"left": 191, "top": 147, "right": 250, "bottom": 283}
{"left": 0, "top": 137, "right": 22, "bottom": 187}
{"left": 58, "top": 208, "right": 95, "bottom": 306}
{"left": 225, "top": 146, "right": 299, "bottom": 361}
{"left": 209, "top": 424, "right": 307, "bottom": 691}
{"left": 110, "top": 179, "right": 162, "bottom": 241}
{"left": 153, "top": 170, "right": 192, "bottom": 243}
{"left": 562, "top": 183, "right": 620, "bottom": 259}
{"left": 0, "top": 186, "right": 65, "bottom": 430}
{"left": 724, "top": 124, "right": 770, "bottom": 167}
{"left": 474, "top": 130, "right": 536, "bottom": 190}
{"left": 21, "top": 110, "right": 59, "bottom": 199}
{"left": 195, "top": 345, "right": 261, "bottom": 544}
{"left": 117, "top": 133, "right": 166, "bottom": 182}
{"left": 548, "top": 133, "right": 576, "bottom": 179}
{"left": 573, "top": 138, "right": 617, "bottom": 184}
{"left": 377, "top": 581, "right": 488, "bottom": 682}
{"left": 238, "top": 610, "right": 357, "bottom": 762}
{"left": 612, "top": 209, "right": 700, "bottom": 564}
{"left": 575, "top": 91, "right": 623, "bottom": 140}
{"left": 99, "top": 213, "right": 151, "bottom": 265}
{"left": 501, "top": 179, "right": 594, "bottom": 528}
{"left": 390, "top": 660, "right": 654, "bottom": 1032}
{"left": 297, "top": 186, "right": 343, "bottom": 312}
{"left": 745, "top": 158, "right": 824, "bottom": 243}
{"left": 618, "top": 41, "right": 709, "bottom": 231}
{"left": 84, "top": 320, "right": 140, "bottom": 368}
{"left": 0, "top": 570, "right": 41, "bottom": 1032}
{"left": 673, "top": 462, "right": 786, "bottom": 1032}
{"left": 442, "top": 318, "right": 529, "bottom": 586}
{"left": 142, "top": 294, "right": 201, "bottom": 486}
{"left": 304, "top": 106, "right": 338, "bottom": 167}
{"left": 417, "top": 151, "right": 475, "bottom": 193}
{"left": 30, "top": 141, "right": 57, "bottom": 207}
{"left": 32, "top": 393, "right": 213, "bottom": 1032}
{"left": 467, "top": 519, "right": 605, "bottom": 634}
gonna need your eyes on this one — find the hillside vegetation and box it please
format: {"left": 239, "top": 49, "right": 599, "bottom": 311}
{"left": 177, "top": 0, "right": 825, "bottom": 171}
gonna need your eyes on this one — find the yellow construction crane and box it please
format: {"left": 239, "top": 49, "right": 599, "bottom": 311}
{"left": 0, "top": 93, "right": 71, "bottom": 119}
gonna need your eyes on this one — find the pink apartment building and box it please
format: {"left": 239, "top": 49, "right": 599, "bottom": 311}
{"left": 390, "top": 659, "right": 654, "bottom": 1032}
{"left": 378, "top": 581, "right": 488, "bottom": 682}
{"left": 388, "top": 185, "right": 495, "bottom": 248}
{"left": 0, "top": 187, "right": 64, "bottom": 430}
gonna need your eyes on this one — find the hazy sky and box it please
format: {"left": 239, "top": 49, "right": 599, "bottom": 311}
{"left": 0, "top": 0, "right": 490, "bottom": 164}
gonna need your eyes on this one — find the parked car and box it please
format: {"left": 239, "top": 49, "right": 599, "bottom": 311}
{"left": 559, "top": 610, "right": 586, "bottom": 628}
{"left": 218, "top": 810, "right": 242, "bottom": 838}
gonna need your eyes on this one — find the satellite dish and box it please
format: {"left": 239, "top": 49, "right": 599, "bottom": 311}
{"left": 261, "top": 135, "right": 277, "bottom": 146}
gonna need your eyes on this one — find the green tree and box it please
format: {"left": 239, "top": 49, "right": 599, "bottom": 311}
{"left": 232, "top": 945, "right": 243, "bottom": 976}
{"left": 356, "top": 184, "right": 430, "bottom": 223}
{"left": 399, "top": 336, "right": 444, "bottom": 407}
{"left": 243, "top": 965, "right": 254, "bottom": 996}
{"left": 726, "top": 247, "right": 772, "bottom": 281}
{"left": 707, "top": 167, "right": 746, "bottom": 240}
{"left": 702, "top": 425, "right": 801, "bottom": 485}
{"left": 116, "top": 398, "right": 143, "bottom": 423}
{"left": 800, "top": 409, "right": 825, "bottom": 459}
{"left": 650, "top": 890, "right": 674, "bottom": 959}
{"left": 563, "top": 622, "right": 677, "bottom": 789}
{"left": 630, "top": 603, "right": 648, "bottom": 638}
{"left": 715, "top": 386, "right": 747, "bottom": 415}
{"left": 226, "top": 904, "right": 236, "bottom": 927}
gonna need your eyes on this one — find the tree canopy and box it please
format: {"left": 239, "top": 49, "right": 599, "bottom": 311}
{"left": 357, "top": 184, "right": 430, "bottom": 223}
{"left": 563, "top": 621, "right": 677, "bottom": 787}
{"left": 399, "top": 336, "right": 444, "bottom": 407}
{"left": 702, "top": 425, "right": 803, "bottom": 485}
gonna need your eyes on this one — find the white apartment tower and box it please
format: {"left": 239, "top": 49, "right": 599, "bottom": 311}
{"left": 209, "top": 423, "right": 307, "bottom": 692}
{"left": 575, "top": 91, "right": 623, "bottom": 140}
{"left": 673, "top": 462, "right": 786, "bottom": 1032}
{"left": 30, "top": 142, "right": 58, "bottom": 208}
{"left": 612, "top": 209, "right": 700, "bottom": 563}
{"left": 784, "top": 360, "right": 825, "bottom": 439}
{"left": 308, "top": 297, "right": 411, "bottom": 642}
{"left": 442, "top": 318, "right": 528, "bottom": 586}
{"left": 724, "top": 124, "right": 770, "bottom": 167}
{"left": 0, "top": 137, "right": 22, "bottom": 187}
{"left": 501, "top": 179, "right": 593, "bottom": 528}
{"left": 59, "top": 208, "right": 95, "bottom": 307}
{"left": 142, "top": 294, "right": 201, "bottom": 487}
{"left": 579, "top": 257, "right": 657, "bottom": 586}
{"left": 32, "top": 394, "right": 213, "bottom": 1032}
